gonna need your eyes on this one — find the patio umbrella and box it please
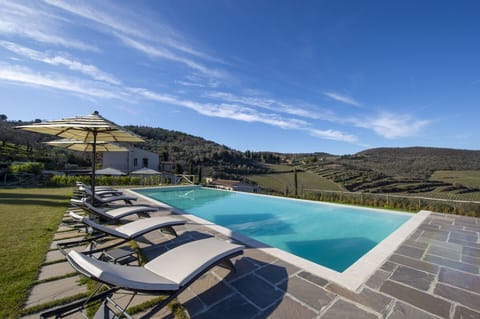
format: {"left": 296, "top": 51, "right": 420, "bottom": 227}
{"left": 130, "top": 167, "right": 161, "bottom": 175}
{"left": 45, "top": 139, "right": 129, "bottom": 152}
{"left": 95, "top": 167, "right": 126, "bottom": 176}
{"left": 16, "top": 111, "right": 144, "bottom": 203}
{"left": 130, "top": 167, "right": 161, "bottom": 185}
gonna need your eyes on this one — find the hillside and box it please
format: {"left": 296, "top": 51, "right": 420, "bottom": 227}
{"left": 125, "top": 126, "right": 274, "bottom": 178}
{"left": 350, "top": 147, "right": 480, "bottom": 178}
{"left": 0, "top": 121, "right": 275, "bottom": 180}
{"left": 2, "top": 118, "right": 480, "bottom": 201}
{"left": 295, "top": 147, "right": 480, "bottom": 201}
{"left": 246, "top": 164, "right": 343, "bottom": 195}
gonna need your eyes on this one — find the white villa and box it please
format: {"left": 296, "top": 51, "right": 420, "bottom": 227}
{"left": 102, "top": 147, "right": 159, "bottom": 173}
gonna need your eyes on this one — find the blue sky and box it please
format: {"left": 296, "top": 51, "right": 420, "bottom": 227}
{"left": 1, "top": 1, "right": 479, "bottom": 154}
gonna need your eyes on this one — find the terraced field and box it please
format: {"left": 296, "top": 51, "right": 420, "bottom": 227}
{"left": 247, "top": 164, "right": 342, "bottom": 194}
{"left": 430, "top": 170, "right": 480, "bottom": 188}
{"left": 296, "top": 164, "right": 480, "bottom": 202}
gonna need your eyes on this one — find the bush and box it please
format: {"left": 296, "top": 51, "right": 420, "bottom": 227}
{"left": 302, "top": 189, "right": 480, "bottom": 217}
{"left": 10, "top": 162, "right": 44, "bottom": 175}
{"left": 48, "top": 175, "right": 142, "bottom": 187}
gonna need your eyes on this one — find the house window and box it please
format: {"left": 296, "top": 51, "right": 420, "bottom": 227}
{"left": 133, "top": 158, "right": 138, "bottom": 167}
{"left": 143, "top": 158, "right": 148, "bottom": 168}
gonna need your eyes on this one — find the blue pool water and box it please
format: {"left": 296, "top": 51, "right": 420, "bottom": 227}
{"left": 136, "top": 186, "right": 411, "bottom": 272}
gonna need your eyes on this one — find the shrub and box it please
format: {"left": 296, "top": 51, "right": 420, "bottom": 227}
{"left": 48, "top": 175, "right": 142, "bottom": 187}
{"left": 10, "top": 162, "right": 44, "bottom": 175}
{"left": 302, "top": 189, "right": 480, "bottom": 217}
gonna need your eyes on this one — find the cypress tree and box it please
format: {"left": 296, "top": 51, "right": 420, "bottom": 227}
{"left": 294, "top": 168, "right": 298, "bottom": 196}
{"left": 197, "top": 166, "right": 202, "bottom": 184}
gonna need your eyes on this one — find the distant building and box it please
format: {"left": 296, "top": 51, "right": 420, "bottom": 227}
{"left": 159, "top": 161, "right": 174, "bottom": 173}
{"left": 102, "top": 147, "right": 159, "bottom": 173}
{"left": 206, "top": 178, "right": 259, "bottom": 193}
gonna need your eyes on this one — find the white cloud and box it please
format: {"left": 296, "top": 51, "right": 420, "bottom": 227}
{"left": 175, "top": 80, "right": 219, "bottom": 89}
{"left": 354, "top": 113, "right": 430, "bottom": 139}
{"left": 0, "top": 1, "right": 99, "bottom": 52}
{"left": 43, "top": 0, "right": 201, "bottom": 57}
{"left": 308, "top": 128, "right": 358, "bottom": 143}
{"left": 130, "top": 87, "right": 310, "bottom": 129}
{"left": 130, "top": 87, "right": 361, "bottom": 144}
{"left": 117, "top": 34, "right": 225, "bottom": 79}
{"left": 0, "top": 64, "right": 123, "bottom": 100}
{"left": 43, "top": 0, "right": 226, "bottom": 76}
{"left": 0, "top": 41, "right": 120, "bottom": 84}
{"left": 205, "top": 91, "right": 325, "bottom": 119}
{"left": 323, "top": 91, "right": 361, "bottom": 107}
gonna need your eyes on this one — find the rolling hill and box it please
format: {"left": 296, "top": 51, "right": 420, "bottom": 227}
{"left": 2, "top": 120, "right": 480, "bottom": 202}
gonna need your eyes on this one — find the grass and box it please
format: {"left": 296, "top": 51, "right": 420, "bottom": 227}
{"left": 431, "top": 170, "right": 480, "bottom": 188}
{"left": 0, "top": 187, "right": 187, "bottom": 318}
{"left": 0, "top": 187, "right": 72, "bottom": 319}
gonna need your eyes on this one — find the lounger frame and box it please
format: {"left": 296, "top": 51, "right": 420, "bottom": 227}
{"left": 40, "top": 245, "right": 242, "bottom": 318}
{"left": 57, "top": 213, "right": 185, "bottom": 256}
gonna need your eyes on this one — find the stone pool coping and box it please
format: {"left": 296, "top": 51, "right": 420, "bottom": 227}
{"left": 24, "top": 189, "right": 480, "bottom": 318}
{"left": 131, "top": 187, "right": 430, "bottom": 291}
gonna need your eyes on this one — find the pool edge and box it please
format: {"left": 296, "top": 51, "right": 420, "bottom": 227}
{"left": 131, "top": 188, "right": 431, "bottom": 292}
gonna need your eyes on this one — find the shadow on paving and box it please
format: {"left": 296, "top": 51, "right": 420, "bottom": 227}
{"left": 139, "top": 231, "right": 289, "bottom": 318}
{"left": 187, "top": 258, "right": 288, "bottom": 319}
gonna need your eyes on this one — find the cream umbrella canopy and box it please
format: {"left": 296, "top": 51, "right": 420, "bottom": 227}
{"left": 16, "top": 111, "right": 144, "bottom": 203}
{"left": 45, "top": 139, "right": 129, "bottom": 152}
{"left": 95, "top": 167, "right": 127, "bottom": 176}
{"left": 130, "top": 167, "right": 161, "bottom": 175}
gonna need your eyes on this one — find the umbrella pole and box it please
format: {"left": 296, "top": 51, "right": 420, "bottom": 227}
{"left": 91, "top": 131, "right": 97, "bottom": 205}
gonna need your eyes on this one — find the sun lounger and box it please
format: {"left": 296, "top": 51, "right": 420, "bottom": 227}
{"left": 75, "top": 181, "right": 125, "bottom": 198}
{"left": 70, "top": 200, "right": 166, "bottom": 222}
{"left": 94, "top": 192, "right": 137, "bottom": 204}
{"left": 41, "top": 237, "right": 244, "bottom": 318}
{"left": 78, "top": 185, "right": 125, "bottom": 197}
{"left": 72, "top": 192, "right": 137, "bottom": 205}
{"left": 76, "top": 181, "right": 115, "bottom": 191}
{"left": 58, "top": 212, "right": 186, "bottom": 255}
{"left": 71, "top": 182, "right": 137, "bottom": 205}
{"left": 70, "top": 212, "right": 185, "bottom": 239}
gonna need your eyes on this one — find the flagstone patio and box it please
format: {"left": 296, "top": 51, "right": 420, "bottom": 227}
{"left": 22, "top": 191, "right": 480, "bottom": 318}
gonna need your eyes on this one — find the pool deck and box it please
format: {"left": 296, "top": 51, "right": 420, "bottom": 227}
{"left": 23, "top": 191, "right": 480, "bottom": 319}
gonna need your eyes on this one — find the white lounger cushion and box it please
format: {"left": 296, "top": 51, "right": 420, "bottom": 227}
{"left": 115, "top": 216, "right": 185, "bottom": 237}
{"left": 95, "top": 194, "right": 136, "bottom": 203}
{"left": 68, "top": 238, "right": 243, "bottom": 291}
{"left": 145, "top": 237, "right": 244, "bottom": 286}
{"left": 69, "top": 212, "right": 186, "bottom": 239}
{"left": 68, "top": 250, "right": 179, "bottom": 291}
{"left": 79, "top": 187, "right": 123, "bottom": 197}
{"left": 77, "top": 182, "right": 115, "bottom": 191}
{"left": 82, "top": 202, "right": 161, "bottom": 220}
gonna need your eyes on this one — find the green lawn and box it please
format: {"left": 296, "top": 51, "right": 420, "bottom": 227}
{"left": 0, "top": 187, "right": 72, "bottom": 318}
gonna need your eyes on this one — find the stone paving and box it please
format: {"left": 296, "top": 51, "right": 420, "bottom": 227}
{"left": 22, "top": 191, "right": 480, "bottom": 319}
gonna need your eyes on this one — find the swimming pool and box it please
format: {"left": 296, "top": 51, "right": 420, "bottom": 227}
{"left": 135, "top": 186, "right": 414, "bottom": 273}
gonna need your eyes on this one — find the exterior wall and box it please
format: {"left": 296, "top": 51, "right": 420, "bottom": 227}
{"left": 128, "top": 148, "right": 159, "bottom": 172}
{"left": 102, "top": 152, "right": 129, "bottom": 171}
{"left": 102, "top": 148, "right": 159, "bottom": 173}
